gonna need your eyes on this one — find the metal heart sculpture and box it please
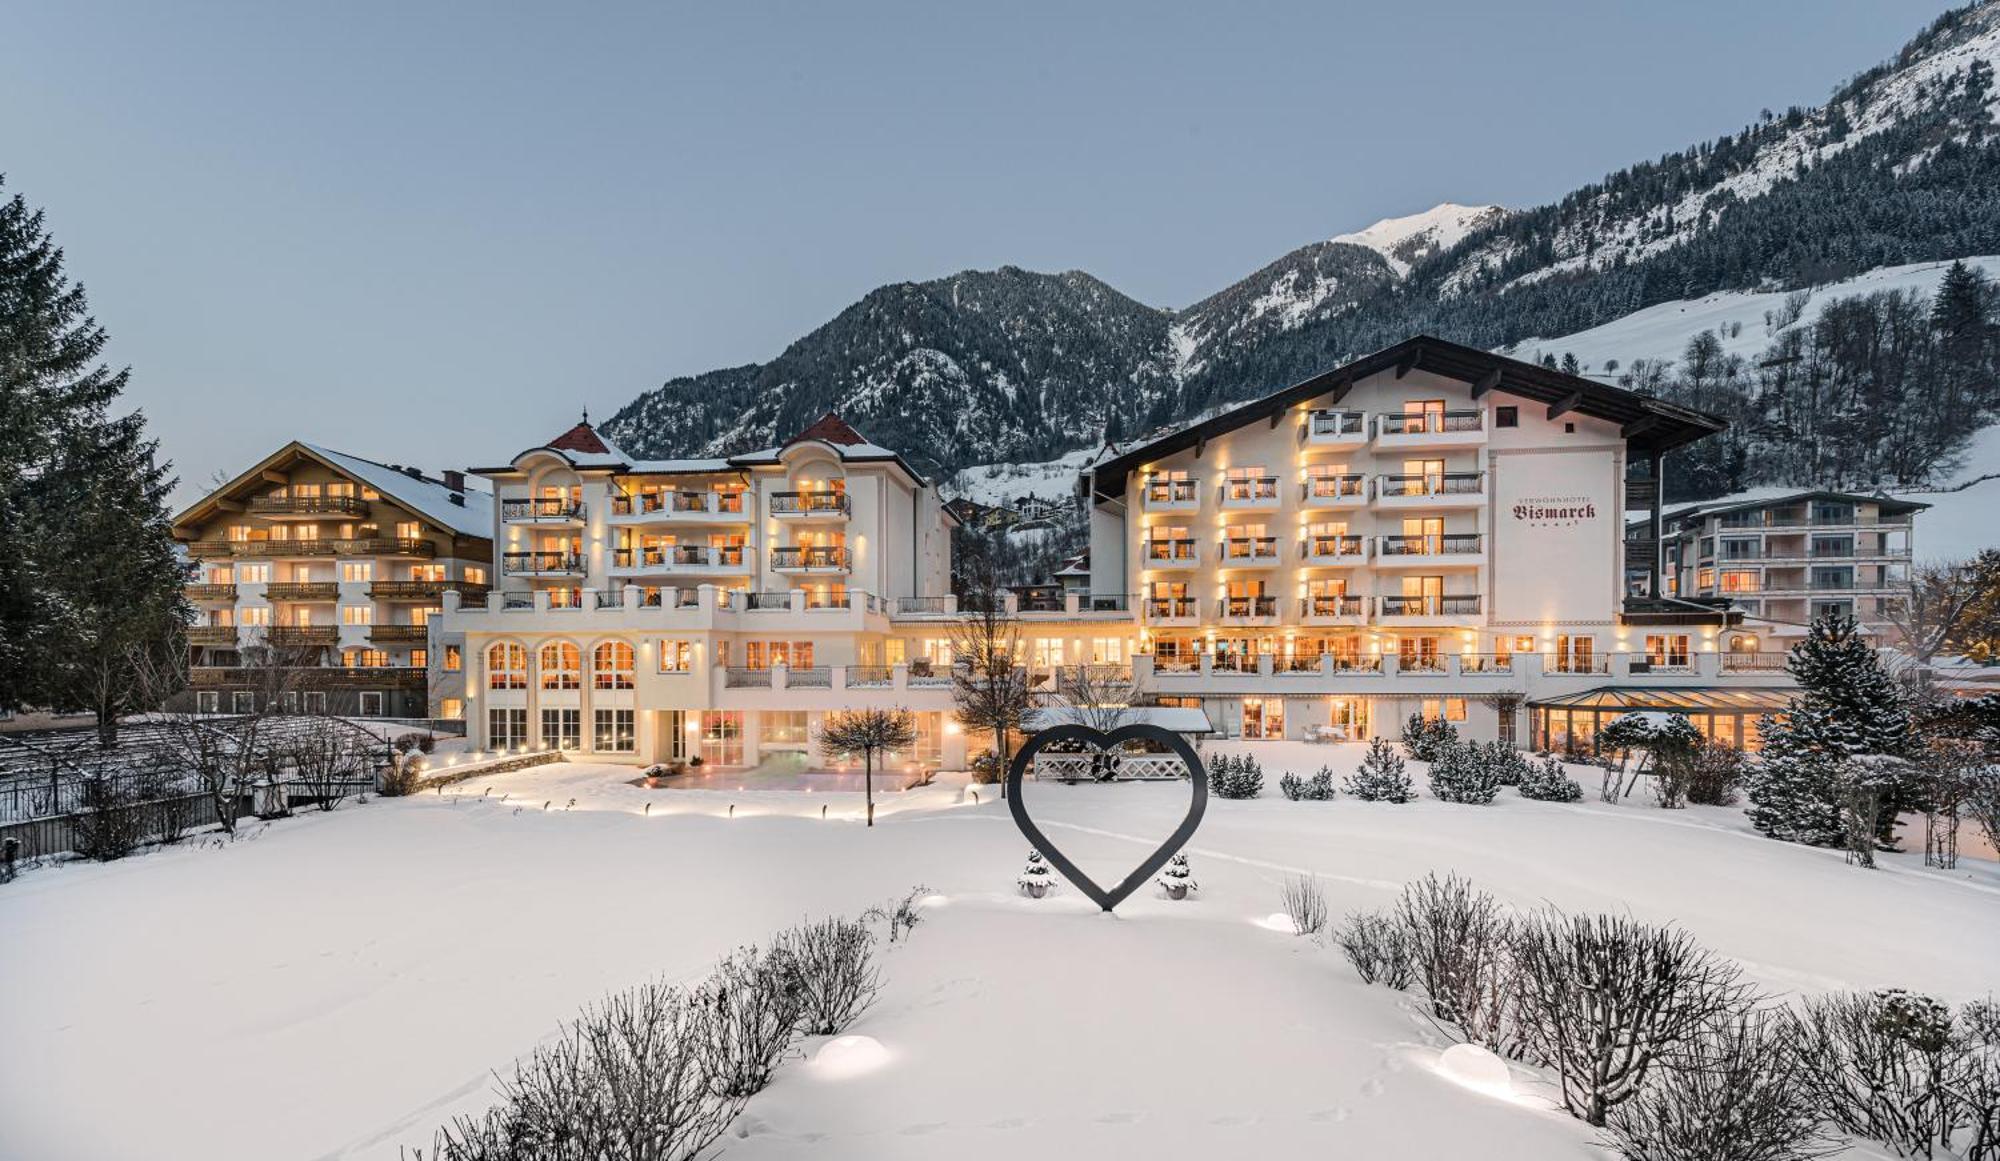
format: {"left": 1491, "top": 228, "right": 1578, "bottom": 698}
{"left": 1006, "top": 722, "right": 1208, "bottom": 912}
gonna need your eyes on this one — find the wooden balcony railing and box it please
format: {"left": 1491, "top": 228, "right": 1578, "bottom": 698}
{"left": 189, "top": 665, "right": 426, "bottom": 688}
{"left": 368, "top": 624, "right": 430, "bottom": 644}
{"left": 264, "top": 582, "right": 339, "bottom": 601}
{"left": 185, "top": 583, "right": 238, "bottom": 601}
{"left": 248, "top": 495, "right": 369, "bottom": 518}
{"left": 267, "top": 626, "right": 339, "bottom": 646}
{"left": 186, "top": 626, "right": 239, "bottom": 646}
{"left": 369, "top": 580, "right": 490, "bottom": 600}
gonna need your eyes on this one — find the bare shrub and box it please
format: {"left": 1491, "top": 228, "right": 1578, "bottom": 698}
{"left": 1685, "top": 738, "right": 1746, "bottom": 806}
{"left": 70, "top": 775, "right": 146, "bottom": 861}
{"left": 1783, "top": 989, "right": 1974, "bottom": 1157}
{"left": 1334, "top": 910, "right": 1413, "bottom": 989}
{"left": 1393, "top": 872, "right": 1518, "bottom": 1052}
{"left": 863, "top": 884, "right": 930, "bottom": 945}
{"left": 778, "top": 916, "right": 880, "bottom": 1036}
{"left": 701, "top": 945, "right": 804, "bottom": 1098}
{"left": 1513, "top": 910, "right": 1751, "bottom": 1126}
{"left": 379, "top": 745, "right": 424, "bottom": 797}
{"left": 416, "top": 980, "right": 739, "bottom": 1161}
{"left": 1603, "top": 1009, "right": 1835, "bottom": 1161}
{"left": 285, "top": 717, "right": 370, "bottom": 811}
{"left": 1279, "top": 873, "right": 1328, "bottom": 938}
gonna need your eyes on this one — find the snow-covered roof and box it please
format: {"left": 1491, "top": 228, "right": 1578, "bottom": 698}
{"left": 1633, "top": 488, "right": 1931, "bottom": 528}
{"left": 302, "top": 445, "right": 494, "bottom": 537}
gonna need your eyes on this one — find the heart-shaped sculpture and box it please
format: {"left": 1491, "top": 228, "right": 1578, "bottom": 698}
{"left": 1006, "top": 722, "right": 1208, "bottom": 912}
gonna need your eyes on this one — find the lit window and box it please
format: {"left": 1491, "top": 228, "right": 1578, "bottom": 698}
{"left": 658, "top": 640, "right": 695, "bottom": 673}
{"left": 539, "top": 641, "right": 581, "bottom": 689}
{"left": 593, "top": 641, "right": 635, "bottom": 689}
{"left": 444, "top": 645, "right": 462, "bottom": 672}
{"left": 487, "top": 642, "right": 526, "bottom": 689}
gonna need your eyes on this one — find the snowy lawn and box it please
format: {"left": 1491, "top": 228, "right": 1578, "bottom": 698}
{"left": 2, "top": 744, "right": 1995, "bottom": 1161}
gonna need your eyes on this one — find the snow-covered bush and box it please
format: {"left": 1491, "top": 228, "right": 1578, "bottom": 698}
{"left": 1208, "top": 752, "right": 1264, "bottom": 799}
{"left": 1686, "top": 738, "right": 1746, "bottom": 806}
{"left": 968, "top": 749, "right": 1003, "bottom": 785}
{"left": 1279, "top": 874, "right": 1328, "bottom": 938}
{"left": 418, "top": 979, "right": 741, "bottom": 1161}
{"left": 391, "top": 731, "right": 436, "bottom": 755}
{"left": 1401, "top": 712, "right": 1458, "bottom": 762}
{"left": 1278, "top": 766, "right": 1337, "bottom": 801}
{"left": 1155, "top": 853, "right": 1197, "bottom": 898}
{"left": 1512, "top": 910, "right": 1750, "bottom": 1127}
{"left": 701, "top": 944, "right": 804, "bottom": 1098}
{"left": 1603, "top": 1010, "right": 1832, "bottom": 1161}
{"left": 1516, "top": 756, "right": 1584, "bottom": 802}
{"left": 1394, "top": 873, "right": 1518, "bottom": 1053}
{"left": 1427, "top": 741, "right": 1501, "bottom": 805}
{"left": 1334, "top": 910, "right": 1413, "bottom": 989}
{"left": 1782, "top": 988, "right": 1995, "bottom": 1158}
{"left": 1473, "top": 740, "right": 1529, "bottom": 786}
{"left": 1345, "top": 738, "right": 1413, "bottom": 802}
{"left": 775, "top": 916, "right": 880, "bottom": 1037}
{"left": 379, "top": 746, "right": 425, "bottom": 797}
{"left": 1018, "top": 849, "right": 1055, "bottom": 897}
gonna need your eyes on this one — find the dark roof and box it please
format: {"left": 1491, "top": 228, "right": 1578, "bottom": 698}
{"left": 785, "top": 412, "right": 869, "bottom": 448}
{"left": 547, "top": 420, "right": 613, "bottom": 455}
{"left": 1087, "top": 334, "right": 1728, "bottom": 500}
{"left": 1653, "top": 489, "right": 1932, "bottom": 527}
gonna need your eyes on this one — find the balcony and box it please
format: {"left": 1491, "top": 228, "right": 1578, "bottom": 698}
{"left": 501, "top": 497, "right": 585, "bottom": 524}
{"left": 1376, "top": 533, "right": 1485, "bottom": 563}
{"left": 1303, "top": 408, "right": 1368, "bottom": 448}
{"left": 263, "top": 582, "right": 339, "bottom": 601}
{"left": 1459, "top": 653, "right": 1515, "bottom": 675}
{"left": 770, "top": 545, "right": 851, "bottom": 574}
{"left": 1543, "top": 654, "right": 1610, "bottom": 675}
{"left": 1299, "top": 534, "right": 1367, "bottom": 565}
{"left": 1142, "top": 478, "right": 1200, "bottom": 512}
{"left": 186, "top": 625, "right": 239, "bottom": 646}
{"left": 1217, "top": 477, "right": 1282, "bottom": 511}
{"left": 612, "top": 545, "right": 750, "bottom": 575}
{"left": 1142, "top": 538, "right": 1198, "bottom": 568}
{"left": 610, "top": 490, "right": 748, "bottom": 521}
{"left": 1299, "top": 474, "right": 1367, "bottom": 509}
{"left": 1374, "top": 471, "right": 1486, "bottom": 508}
{"left": 1375, "top": 409, "right": 1487, "bottom": 449}
{"left": 1216, "top": 595, "right": 1280, "bottom": 624}
{"left": 336, "top": 537, "right": 433, "bottom": 557}
{"left": 267, "top": 626, "right": 339, "bottom": 647}
{"left": 368, "top": 624, "right": 430, "bottom": 644}
{"left": 1298, "top": 594, "right": 1365, "bottom": 623}
{"left": 249, "top": 494, "right": 369, "bottom": 519}
{"left": 190, "top": 539, "right": 335, "bottom": 558}
{"left": 1218, "top": 536, "right": 1281, "bottom": 566}
{"left": 1142, "top": 596, "right": 1198, "bottom": 624}
{"left": 189, "top": 664, "right": 425, "bottom": 689}
{"left": 185, "top": 583, "right": 237, "bottom": 601}
{"left": 502, "top": 551, "right": 585, "bottom": 576}
{"left": 370, "top": 579, "right": 490, "bottom": 601}
{"left": 1377, "top": 594, "right": 1482, "bottom": 622}
{"left": 769, "top": 491, "right": 851, "bottom": 520}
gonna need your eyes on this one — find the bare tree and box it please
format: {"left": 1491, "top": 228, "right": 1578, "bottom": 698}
{"left": 1604, "top": 1009, "right": 1837, "bottom": 1161}
{"left": 815, "top": 708, "right": 917, "bottom": 827}
{"left": 1882, "top": 559, "right": 1987, "bottom": 666}
{"left": 1513, "top": 910, "right": 1752, "bottom": 1126}
{"left": 140, "top": 632, "right": 312, "bottom": 835}
{"left": 282, "top": 715, "right": 371, "bottom": 812}
{"left": 1394, "top": 872, "right": 1520, "bottom": 1054}
{"left": 947, "top": 602, "right": 1029, "bottom": 795}
{"left": 1049, "top": 662, "right": 1147, "bottom": 735}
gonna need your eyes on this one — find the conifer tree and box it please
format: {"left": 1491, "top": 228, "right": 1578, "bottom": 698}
{"left": 0, "top": 176, "right": 188, "bottom": 735}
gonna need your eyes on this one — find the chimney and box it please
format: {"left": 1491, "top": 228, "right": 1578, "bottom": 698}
{"left": 402, "top": 466, "right": 422, "bottom": 480}
{"left": 443, "top": 469, "right": 466, "bottom": 492}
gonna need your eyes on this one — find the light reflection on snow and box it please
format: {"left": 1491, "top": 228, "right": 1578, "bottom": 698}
{"left": 811, "top": 1035, "right": 891, "bottom": 1079}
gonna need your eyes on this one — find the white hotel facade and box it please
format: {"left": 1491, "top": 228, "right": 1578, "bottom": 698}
{"left": 443, "top": 337, "right": 1799, "bottom": 769}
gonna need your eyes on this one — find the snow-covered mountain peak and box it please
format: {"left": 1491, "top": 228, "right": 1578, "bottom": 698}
{"left": 1331, "top": 203, "right": 1507, "bottom": 277}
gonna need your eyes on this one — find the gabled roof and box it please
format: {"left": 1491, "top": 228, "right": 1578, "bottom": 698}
{"left": 785, "top": 412, "right": 869, "bottom": 448}
{"left": 476, "top": 412, "right": 930, "bottom": 487}
{"left": 171, "top": 441, "right": 495, "bottom": 540}
{"left": 1644, "top": 488, "right": 1932, "bottom": 528}
{"left": 1087, "top": 334, "right": 1729, "bottom": 500}
{"left": 548, "top": 420, "right": 615, "bottom": 455}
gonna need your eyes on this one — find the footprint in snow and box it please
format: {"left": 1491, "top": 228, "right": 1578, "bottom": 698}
{"left": 1094, "top": 1111, "right": 1143, "bottom": 1125}
{"left": 1361, "top": 1076, "right": 1386, "bottom": 1097}
{"left": 1309, "top": 1107, "right": 1352, "bottom": 1123}
{"left": 987, "top": 1117, "right": 1030, "bottom": 1130}
{"left": 1209, "top": 1113, "right": 1258, "bottom": 1127}
{"left": 900, "top": 1122, "right": 948, "bottom": 1136}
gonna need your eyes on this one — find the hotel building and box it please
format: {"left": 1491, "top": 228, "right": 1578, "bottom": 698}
{"left": 170, "top": 443, "right": 495, "bottom": 718}
{"left": 439, "top": 336, "right": 1809, "bottom": 766}
{"left": 1638, "top": 490, "right": 1927, "bottom": 648}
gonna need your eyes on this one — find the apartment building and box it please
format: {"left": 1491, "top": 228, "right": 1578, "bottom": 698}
{"left": 1638, "top": 491, "right": 1927, "bottom": 647}
{"left": 170, "top": 443, "right": 494, "bottom": 718}
{"left": 1079, "top": 335, "right": 1797, "bottom": 752}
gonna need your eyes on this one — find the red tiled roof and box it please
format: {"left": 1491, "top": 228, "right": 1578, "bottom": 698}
{"left": 786, "top": 412, "right": 868, "bottom": 447}
{"left": 547, "top": 421, "right": 612, "bottom": 455}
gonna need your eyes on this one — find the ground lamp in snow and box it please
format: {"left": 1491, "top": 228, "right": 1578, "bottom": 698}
{"left": 1005, "top": 722, "right": 1207, "bottom": 911}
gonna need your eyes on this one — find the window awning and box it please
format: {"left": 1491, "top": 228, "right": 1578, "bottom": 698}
{"left": 1526, "top": 686, "right": 1797, "bottom": 713}
{"left": 1023, "top": 706, "right": 1216, "bottom": 735}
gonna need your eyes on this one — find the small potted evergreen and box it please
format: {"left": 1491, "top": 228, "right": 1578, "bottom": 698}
{"left": 1018, "top": 849, "right": 1055, "bottom": 898}
{"left": 1156, "top": 852, "right": 1197, "bottom": 900}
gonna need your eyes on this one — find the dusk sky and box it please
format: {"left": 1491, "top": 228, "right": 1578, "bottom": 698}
{"left": 3, "top": 0, "right": 1953, "bottom": 506}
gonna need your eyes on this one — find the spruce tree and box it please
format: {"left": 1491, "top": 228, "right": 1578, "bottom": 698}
{"left": 1746, "top": 706, "right": 1849, "bottom": 847}
{"left": 1785, "top": 613, "right": 1909, "bottom": 757}
{"left": 0, "top": 176, "right": 189, "bottom": 736}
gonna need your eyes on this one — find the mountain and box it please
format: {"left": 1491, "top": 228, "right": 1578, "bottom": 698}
{"left": 606, "top": 2, "right": 2000, "bottom": 492}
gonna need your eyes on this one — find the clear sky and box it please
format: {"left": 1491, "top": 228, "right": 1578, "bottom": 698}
{"left": 2, "top": 0, "right": 1956, "bottom": 507}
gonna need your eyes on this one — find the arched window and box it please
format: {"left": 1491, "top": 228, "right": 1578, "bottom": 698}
{"left": 487, "top": 643, "right": 526, "bottom": 690}
{"left": 593, "top": 641, "right": 635, "bottom": 689}
{"left": 539, "top": 640, "right": 581, "bottom": 690}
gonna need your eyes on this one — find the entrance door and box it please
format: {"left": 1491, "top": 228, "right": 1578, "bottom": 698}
{"left": 1241, "top": 697, "right": 1285, "bottom": 740}
{"left": 1328, "top": 697, "right": 1366, "bottom": 740}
